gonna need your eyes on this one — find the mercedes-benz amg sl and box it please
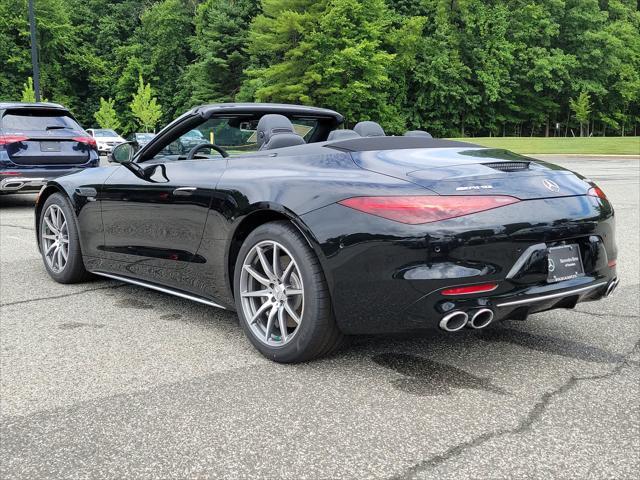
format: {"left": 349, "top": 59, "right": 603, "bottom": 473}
{"left": 35, "top": 103, "right": 618, "bottom": 362}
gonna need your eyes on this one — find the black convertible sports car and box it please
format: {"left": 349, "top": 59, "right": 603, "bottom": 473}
{"left": 35, "top": 103, "right": 618, "bottom": 362}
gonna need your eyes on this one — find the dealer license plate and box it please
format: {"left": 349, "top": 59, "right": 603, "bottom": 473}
{"left": 547, "top": 244, "right": 585, "bottom": 283}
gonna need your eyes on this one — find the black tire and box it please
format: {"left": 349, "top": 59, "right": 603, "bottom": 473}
{"left": 39, "top": 193, "right": 92, "bottom": 284}
{"left": 233, "top": 221, "right": 345, "bottom": 363}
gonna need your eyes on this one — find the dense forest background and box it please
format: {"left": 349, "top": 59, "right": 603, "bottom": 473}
{"left": 1, "top": 0, "right": 639, "bottom": 137}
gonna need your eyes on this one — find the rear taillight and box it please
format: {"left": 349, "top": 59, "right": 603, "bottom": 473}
{"left": 587, "top": 186, "right": 607, "bottom": 200}
{"left": 0, "top": 135, "right": 29, "bottom": 146}
{"left": 338, "top": 195, "right": 520, "bottom": 224}
{"left": 73, "top": 136, "right": 98, "bottom": 149}
{"left": 441, "top": 283, "right": 498, "bottom": 296}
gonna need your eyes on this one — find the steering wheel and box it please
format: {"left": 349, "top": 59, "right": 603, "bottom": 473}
{"left": 186, "top": 143, "right": 229, "bottom": 159}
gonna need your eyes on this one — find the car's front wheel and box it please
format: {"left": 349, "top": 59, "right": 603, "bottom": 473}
{"left": 234, "top": 221, "right": 344, "bottom": 363}
{"left": 39, "top": 193, "right": 91, "bottom": 284}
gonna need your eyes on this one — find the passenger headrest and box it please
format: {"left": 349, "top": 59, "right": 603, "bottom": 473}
{"left": 327, "top": 129, "right": 361, "bottom": 141}
{"left": 256, "top": 114, "right": 305, "bottom": 150}
{"left": 404, "top": 130, "right": 433, "bottom": 138}
{"left": 354, "top": 121, "right": 385, "bottom": 137}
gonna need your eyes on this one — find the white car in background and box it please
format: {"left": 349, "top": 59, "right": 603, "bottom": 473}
{"left": 86, "top": 128, "right": 126, "bottom": 154}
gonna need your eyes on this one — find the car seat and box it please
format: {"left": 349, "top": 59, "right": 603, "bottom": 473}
{"left": 257, "top": 114, "right": 306, "bottom": 150}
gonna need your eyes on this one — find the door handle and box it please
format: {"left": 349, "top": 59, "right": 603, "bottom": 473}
{"left": 173, "top": 187, "right": 197, "bottom": 196}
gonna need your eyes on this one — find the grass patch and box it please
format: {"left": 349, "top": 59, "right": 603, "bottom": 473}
{"left": 447, "top": 136, "right": 640, "bottom": 155}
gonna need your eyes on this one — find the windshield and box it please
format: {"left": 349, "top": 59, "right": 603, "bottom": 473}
{"left": 155, "top": 117, "right": 319, "bottom": 159}
{"left": 92, "top": 129, "right": 118, "bottom": 137}
{"left": 136, "top": 133, "right": 155, "bottom": 141}
{"left": 1, "top": 110, "right": 81, "bottom": 131}
{"left": 183, "top": 130, "right": 204, "bottom": 139}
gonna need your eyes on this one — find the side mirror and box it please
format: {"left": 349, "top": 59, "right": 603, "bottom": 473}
{"left": 109, "top": 142, "right": 136, "bottom": 164}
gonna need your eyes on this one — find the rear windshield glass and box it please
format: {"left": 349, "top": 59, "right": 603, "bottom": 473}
{"left": 92, "top": 129, "right": 118, "bottom": 137}
{"left": 1, "top": 110, "right": 81, "bottom": 131}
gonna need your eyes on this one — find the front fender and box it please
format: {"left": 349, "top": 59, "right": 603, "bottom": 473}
{"left": 35, "top": 167, "right": 118, "bottom": 256}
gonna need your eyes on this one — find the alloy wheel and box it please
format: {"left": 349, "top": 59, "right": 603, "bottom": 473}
{"left": 239, "top": 240, "right": 304, "bottom": 346}
{"left": 41, "top": 204, "right": 69, "bottom": 273}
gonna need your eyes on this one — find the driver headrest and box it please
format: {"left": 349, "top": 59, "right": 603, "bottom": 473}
{"left": 256, "top": 114, "right": 305, "bottom": 150}
{"left": 354, "top": 121, "right": 385, "bottom": 137}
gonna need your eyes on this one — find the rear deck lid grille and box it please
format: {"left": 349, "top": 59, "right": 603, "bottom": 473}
{"left": 483, "top": 161, "right": 530, "bottom": 172}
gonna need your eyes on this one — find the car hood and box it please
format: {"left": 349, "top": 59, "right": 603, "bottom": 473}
{"left": 351, "top": 147, "right": 592, "bottom": 200}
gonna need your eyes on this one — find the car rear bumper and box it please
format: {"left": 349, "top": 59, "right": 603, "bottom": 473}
{"left": 301, "top": 195, "right": 617, "bottom": 334}
{"left": 402, "top": 274, "right": 617, "bottom": 333}
{"left": 1, "top": 168, "right": 92, "bottom": 193}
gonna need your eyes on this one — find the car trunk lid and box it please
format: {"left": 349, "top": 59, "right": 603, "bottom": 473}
{"left": 0, "top": 108, "right": 92, "bottom": 166}
{"left": 351, "top": 147, "right": 591, "bottom": 200}
{"left": 3, "top": 134, "right": 92, "bottom": 165}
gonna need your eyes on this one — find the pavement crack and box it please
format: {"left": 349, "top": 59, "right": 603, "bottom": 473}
{"left": 392, "top": 339, "right": 640, "bottom": 480}
{"left": 0, "top": 283, "right": 126, "bottom": 307}
{"left": 0, "top": 223, "right": 35, "bottom": 232}
{"left": 574, "top": 309, "right": 639, "bottom": 320}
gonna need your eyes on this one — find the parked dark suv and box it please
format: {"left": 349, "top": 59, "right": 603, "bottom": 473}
{"left": 0, "top": 102, "right": 99, "bottom": 194}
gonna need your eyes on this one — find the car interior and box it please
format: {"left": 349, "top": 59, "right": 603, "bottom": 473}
{"left": 136, "top": 110, "right": 434, "bottom": 164}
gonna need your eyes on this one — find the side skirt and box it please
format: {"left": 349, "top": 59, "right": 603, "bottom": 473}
{"left": 93, "top": 271, "right": 227, "bottom": 310}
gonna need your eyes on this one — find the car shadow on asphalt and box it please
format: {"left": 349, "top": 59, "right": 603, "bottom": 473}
{"left": 341, "top": 319, "right": 633, "bottom": 397}
{"left": 371, "top": 351, "right": 510, "bottom": 396}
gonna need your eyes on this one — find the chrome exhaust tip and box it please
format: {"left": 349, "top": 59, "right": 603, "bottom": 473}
{"left": 605, "top": 278, "right": 619, "bottom": 297}
{"left": 2, "top": 181, "right": 25, "bottom": 190}
{"left": 468, "top": 308, "right": 494, "bottom": 329}
{"left": 439, "top": 311, "right": 469, "bottom": 332}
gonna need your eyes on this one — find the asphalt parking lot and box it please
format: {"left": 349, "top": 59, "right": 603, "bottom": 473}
{"left": 1, "top": 156, "right": 638, "bottom": 479}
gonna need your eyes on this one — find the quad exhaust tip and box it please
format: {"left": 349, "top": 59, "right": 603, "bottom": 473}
{"left": 605, "top": 278, "right": 619, "bottom": 297}
{"left": 439, "top": 311, "right": 469, "bottom": 332}
{"left": 468, "top": 308, "right": 494, "bottom": 329}
{"left": 2, "top": 181, "right": 25, "bottom": 190}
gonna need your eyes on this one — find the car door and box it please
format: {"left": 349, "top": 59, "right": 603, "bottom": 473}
{"left": 100, "top": 127, "right": 227, "bottom": 272}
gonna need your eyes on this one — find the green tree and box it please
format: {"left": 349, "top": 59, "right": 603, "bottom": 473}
{"left": 94, "top": 97, "right": 121, "bottom": 130}
{"left": 570, "top": 91, "right": 591, "bottom": 137}
{"left": 182, "top": 0, "right": 260, "bottom": 108}
{"left": 130, "top": 75, "right": 162, "bottom": 133}
{"left": 115, "top": 0, "right": 193, "bottom": 125}
{"left": 307, "top": 0, "right": 399, "bottom": 128}
{"left": 242, "top": 0, "right": 401, "bottom": 129}
{"left": 65, "top": 0, "right": 149, "bottom": 125}
{"left": 0, "top": 1, "right": 31, "bottom": 102}
{"left": 389, "top": 2, "right": 472, "bottom": 137}
{"left": 240, "top": 0, "right": 326, "bottom": 104}
{"left": 499, "top": 0, "right": 575, "bottom": 136}
{"left": 456, "top": 1, "right": 514, "bottom": 136}
{"left": 2, "top": 0, "right": 639, "bottom": 137}
{"left": 21, "top": 77, "right": 36, "bottom": 102}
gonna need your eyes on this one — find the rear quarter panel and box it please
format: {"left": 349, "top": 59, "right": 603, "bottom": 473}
{"left": 197, "top": 150, "right": 431, "bottom": 304}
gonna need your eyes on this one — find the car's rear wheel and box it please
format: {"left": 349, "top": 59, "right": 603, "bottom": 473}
{"left": 39, "top": 193, "right": 91, "bottom": 284}
{"left": 234, "top": 221, "right": 344, "bottom": 363}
